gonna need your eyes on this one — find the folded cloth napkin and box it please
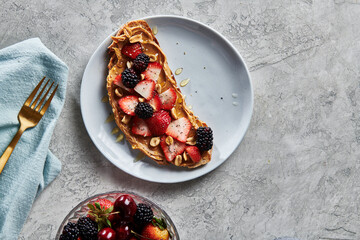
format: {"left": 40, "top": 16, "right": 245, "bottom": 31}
{"left": 0, "top": 38, "right": 68, "bottom": 239}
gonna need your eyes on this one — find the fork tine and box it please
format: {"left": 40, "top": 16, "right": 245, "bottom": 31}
{"left": 39, "top": 84, "right": 58, "bottom": 115}
{"left": 35, "top": 81, "right": 54, "bottom": 112}
{"left": 24, "top": 76, "right": 46, "bottom": 106}
{"left": 31, "top": 78, "right": 50, "bottom": 109}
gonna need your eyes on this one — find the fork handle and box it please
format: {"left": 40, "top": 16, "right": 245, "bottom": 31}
{"left": 0, "top": 125, "right": 27, "bottom": 174}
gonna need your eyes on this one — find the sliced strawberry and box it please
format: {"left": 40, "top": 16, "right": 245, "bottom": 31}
{"left": 143, "top": 62, "right": 162, "bottom": 82}
{"left": 159, "top": 88, "right": 177, "bottom": 110}
{"left": 121, "top": 43, "right": 142, "bottom": 59}
{"left": 113, "top": 75, "right": 133, "bottom": 93}
{"left": 147, "top": 93, "right": 161, "bottom": 112}
{"left": 165, "top": 117, "right": 191, "bottom": 142}
{"left": 185, "top": 146, "right": 202, "bottom": 163}
{"left": 131, "top": 117, "right": 152, "bottom": 137}
{"left": 160, "top": 135, "right": 186, "bottom": 162}
{"left": 134, "top": 80, "right": 155, "bottom": 100}
{"left": 118, "top": 95, "right": 139, "bottom": 116}
{"left": 145, "top": 110, "right": 171, "bottom": 136}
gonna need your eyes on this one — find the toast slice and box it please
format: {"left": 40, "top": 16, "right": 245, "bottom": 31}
{"left": 106, "top": 20, "right": 213, "bottom": 168}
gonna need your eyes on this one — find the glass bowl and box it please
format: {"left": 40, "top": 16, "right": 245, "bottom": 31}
{"left": 56, "top": 191, "right": 179, "bottom": 239}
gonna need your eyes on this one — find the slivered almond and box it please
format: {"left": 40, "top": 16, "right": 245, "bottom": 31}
{"left": 127, "top": 61, "right": 133, "bottom": 69}
{"left": 166, "top": 136, "right": 174, "bottom": 146}
{"left": 174, "top": 155, "right": 182, "bottom": 166}
{"left": 141, "top": 74, "right": 145, "bottom": 80}
{"left": 170, "top": 108, "right": 178, "bottom": 119}
{"left": 148, "top": 54, "right": 158, "bottom": 62}
{"left": 121, "top": 115, "right": 131, "bottom": 124}
{"left": 183, "top": 152, "right": 188, "bottom": 161}
{"left": 115, "top": 88, "right": 123, "bottom": 97}
{"left": 138, "top": 97, "right": 145, "bottom": 102}
{"left": 155, "top": 83, "right": 162, "bottom": 93}
{"left": 129, "top": 34, "right": 142, "bottom": 43}
{"left": 186, "top": 136, "right": 196, "bottom": 145}
{"left": 124, "top": 28, "right": 132, "bottom": 38}
{"left": 150, "top": 137, "right": 160, "bottom": 147}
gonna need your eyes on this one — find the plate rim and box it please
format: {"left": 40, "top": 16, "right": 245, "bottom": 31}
{"left": 80, "top": 15, "right": 253, "bottom": 183}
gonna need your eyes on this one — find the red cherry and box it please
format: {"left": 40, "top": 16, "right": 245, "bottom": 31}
{"left": 115, "top": 224, "right": 131, "bottom": 240}
{"left": 108, "top": 212, "right": 122, "bottom": 225}
{"left": 114, "top": 195, "right": 137, "bottom": 218}
{"left": 98, "top": 227, "right": 116, "bottom": 240}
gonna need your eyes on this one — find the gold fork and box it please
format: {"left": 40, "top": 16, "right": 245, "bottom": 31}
{"left": 0, "top": 77, "right": 58, "bottom": 174}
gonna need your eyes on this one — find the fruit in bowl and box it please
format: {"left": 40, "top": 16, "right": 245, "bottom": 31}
{"left": 56, "top": 192, "right": 178, "bottom": 240}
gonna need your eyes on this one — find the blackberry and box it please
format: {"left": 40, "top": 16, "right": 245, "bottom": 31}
{"left": 60, "top": 222, "right": 79, "bottom": 240}
{"left": 133, "top": 53, "right": 150, "bottom": 73}
{"left": 196, "top": 127, "right": 213, "bottom": 151}
{"left": 133, "top": 203, "right": 154, "bottom": 225}
{"left": 77, "top": 217, "right": 98, "bottom": 240}
{"left": 135, "top": 102, "right": 153, "bottom": 119}
{"left": 121, "top": 68, "right": 140, "bottom": 88}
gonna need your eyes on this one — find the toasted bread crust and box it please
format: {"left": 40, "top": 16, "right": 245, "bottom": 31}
{"left": 106, "top": 20, "right": 212, "bottom": 168}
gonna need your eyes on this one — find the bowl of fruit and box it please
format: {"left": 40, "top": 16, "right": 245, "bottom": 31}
{"left": 56, "top": 191, "right": 179, "bottom": 240}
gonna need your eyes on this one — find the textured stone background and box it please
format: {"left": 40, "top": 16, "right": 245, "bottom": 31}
{"left": 0, "top": 0, "right": 359, "bottom": 239}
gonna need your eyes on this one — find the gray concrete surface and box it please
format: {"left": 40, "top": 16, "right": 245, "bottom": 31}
{"left": 0, "top": 0, "right": 359, "bottom": 239}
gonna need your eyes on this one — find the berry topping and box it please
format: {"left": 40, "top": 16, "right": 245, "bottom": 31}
{"left": 185, "top": 146, "right": 202, "bottom": 163}
{"left": 135, "top": 102, "right": 153, "bottom": 119}
{"left": 133, "top": 53, "right": 150, "bottom": 73}
{"left": 113, "top": 75, "right": 133, "bottom": 93}
{"left": 134, "top": 80, "right": 155, "bottom": 100}
{"left": 98, "top": 227, "right": 117, "bottom": 240}
{"left": 142, "top": 62, "right": 162, "bottom": 82}
{"left": 114, "top": 195, "right": 137, "bottom": 218}
{"left": 147, "top": 93, "right": 161, "bottom": 112}
{"left": 121, "top": 68, "right": 140, "bottom": 88}
{"left": 131, "top": 117, "right": 152, "bottom": 137}
{"left": 165, "top": 117, "right": 191, "bottom": 143}
{"left": 160, "top": 135, "right": 186, "bottom": 162}
{"left": 145, "top": 110, "right": 171, "bottom": 136}
{"left": 159, "top": 88, "right": 177, "bottom": 110}
{"left": 60, "top": 222, "right": 79, "bottom": 240}
{"left": 118, "top": 95, "right": 139, "bottom": 116}
{"left": 134, "top": 203, "right": 154, "bottom": 226}
{"left": 196, "top": 127, "right": 213, "bottom": 151}
{"left": 121, "top": 43, "right": 142, "bottom": 59}
{"left": 77, "top": 217, "right": 98, "bottom": 240}
{"left": 139, "top": 219, "right": 170, "bottom": 240}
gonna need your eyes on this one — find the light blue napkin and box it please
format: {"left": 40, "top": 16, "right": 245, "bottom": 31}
{"left": 0, "top": 38, "right": 68, "bottom": 239}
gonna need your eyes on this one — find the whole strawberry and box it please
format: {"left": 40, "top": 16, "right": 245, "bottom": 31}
{"left": 140, "top": 221, "right": 169, "bottom": 240}
{"left": 86, "top": 198, "right": 115, "bottom": 230}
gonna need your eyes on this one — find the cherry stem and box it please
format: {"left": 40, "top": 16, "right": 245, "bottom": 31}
{"left": 98, "top": 211, "right": 120, "bottom": 217}
{"left": 131, "top": 230, "right": 157, "bottom": 240}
